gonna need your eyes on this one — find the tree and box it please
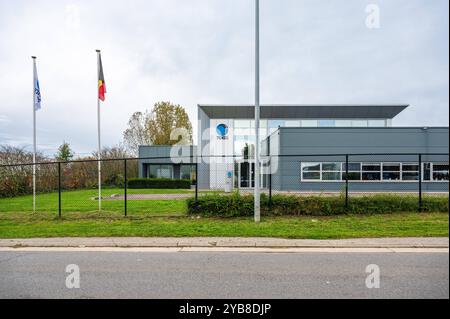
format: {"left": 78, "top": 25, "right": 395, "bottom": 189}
{"left": 242, "top": 143, "right": 255, "bottom": 159}
{"left": 0, "top": 145, "right": 51, "bottom": 198}
{"left": 122, "top": 112, "right": 152, "bottom": 155}
{"left": 91, "top": 144, "right": 130, "bottom": 160}
{"left": 91, "top": 145, "right": 136, "bottom": 186}
{"left": 123, "top": 102, "right": 193, "bottom": 155}
{"left": 55, "top": 141, "right": 74, "bottom": 162}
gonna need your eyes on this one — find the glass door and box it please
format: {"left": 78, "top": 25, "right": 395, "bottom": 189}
{"left": 238, "top": 161, "right": 255, "bottom": 189}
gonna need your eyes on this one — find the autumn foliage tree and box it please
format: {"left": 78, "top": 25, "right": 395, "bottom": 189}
{"left": 0, "top": 145, "right": 138, "bottom": 197}
{"left": 55, "top": 141, "right": 74, "bottom": 161}
{"left": 123, "top": 102, "right": 193, "bottom": 155}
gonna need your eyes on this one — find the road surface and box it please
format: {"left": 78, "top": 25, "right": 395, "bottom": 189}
{"left": 0, "top": 250, "right": 448, "bottom": 299}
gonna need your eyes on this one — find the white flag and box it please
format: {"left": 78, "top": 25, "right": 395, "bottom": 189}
{"left": 33, "top": 61, "right": 41, "bottom": 111}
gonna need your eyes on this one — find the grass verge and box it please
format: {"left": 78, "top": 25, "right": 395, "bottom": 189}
{"left": 0, "top": 212, "right": 447, "bottom": 239}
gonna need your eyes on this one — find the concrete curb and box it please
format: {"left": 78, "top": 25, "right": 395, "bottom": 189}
{"left": 0, "top": 237, "right": 448, "bottom": 249}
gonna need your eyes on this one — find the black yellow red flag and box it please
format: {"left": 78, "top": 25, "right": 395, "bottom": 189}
{"left": 98, "top": 53, "right": 106, "bottom": 101}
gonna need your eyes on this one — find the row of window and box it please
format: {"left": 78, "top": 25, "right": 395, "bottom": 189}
{"left": 233, "top": 119, "right": 388, "bottom": 130}
{"left": 301, "top": 162, "right": 449, "bottom": 182}
{"left": 145, "top": 164, "right": 195, "bottom": 180}
{"left": 146, "top": 164, "right": 173, "bottom": 179}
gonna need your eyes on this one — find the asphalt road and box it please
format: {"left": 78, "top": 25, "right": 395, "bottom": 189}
{"left": 0, "top": 250, "right": 448, "bottom": 299}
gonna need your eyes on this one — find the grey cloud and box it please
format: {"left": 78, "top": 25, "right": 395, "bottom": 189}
{"left": 0, "top": 0, "right": 448, "bottom": 156}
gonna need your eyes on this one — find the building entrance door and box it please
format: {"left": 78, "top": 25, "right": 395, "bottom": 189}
{"left": 238, "top": 161, "right": 255, "bottom": 189}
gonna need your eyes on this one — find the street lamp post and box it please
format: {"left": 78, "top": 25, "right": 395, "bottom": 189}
{"left": 254, "top": 0, "right": 261, "bottom": 223}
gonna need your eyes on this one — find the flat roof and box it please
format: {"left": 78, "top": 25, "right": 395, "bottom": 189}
{"left": 198, "top": 104, "right": 409, "bottom": 119}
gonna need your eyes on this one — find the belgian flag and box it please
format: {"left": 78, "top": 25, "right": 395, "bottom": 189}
{"left": 97, "top": 51, "right": 106, "bottom": 101}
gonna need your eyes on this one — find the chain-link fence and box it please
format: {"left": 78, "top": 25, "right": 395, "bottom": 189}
{"left": 0, "top": 153, "right": 448, "bottom": 217}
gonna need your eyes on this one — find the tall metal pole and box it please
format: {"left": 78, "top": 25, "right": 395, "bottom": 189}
{"left": 32, "top": 56, "right": 37, "bottom": 213}
{"left": 58, "top": 161, "right": 62, "bottom": 218}
{"left": 195, "top": 163, "right": 199, "bottom": 202}
{"left": 254, "top": 0, "right": 261, "bottom": 223}
{"left": 124, "top": 159, "right": 127, "bottom": 217}
{"left": 96, "top": 50, "right": 102, "bottom": 211}
{"left": 345, "top": 154, "right": 349, "bottom": 209}
{"left": 418, "top": 154, "right": 422, "bottom": 212}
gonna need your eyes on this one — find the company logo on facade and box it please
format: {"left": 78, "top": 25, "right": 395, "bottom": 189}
{"left": 216, "top": 123, "right": 229, "bottom": 140}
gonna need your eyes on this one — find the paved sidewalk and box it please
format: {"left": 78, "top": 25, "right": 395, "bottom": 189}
{"left": 0, "top": 237, "right": 448, "bottom": 248}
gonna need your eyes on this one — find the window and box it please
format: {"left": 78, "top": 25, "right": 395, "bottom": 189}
{"left": 318, "top": 120, "right": 336, "bottom": 127}
{"left": 382, "top": 163, "right": 400, "bottom": 181}
{"left": 268, "top": 120, "right": 285, "bottom": 129}
{"left": 148, "top": 165, "right": 158, "bottom": 178}
{"left": 234, "top": 135, "right": 255, "bottom": 156}
{"left": 323, "top": 163, "right": 341, "bottom": 171}
{"left": 234, "top": 128, "right": 252, "bottom": 136}
{"left": 302, "top": 172, "right": 320, "bottom": 180}
{"left": 146, "top": 164, "right": 173, "bottom": 179}
{"left": 267, "top": 120, "right": 285, "bottom": 135}
{"left": 302, "top": 163, "right": 321, "bottom": 171}
{"left": 352, "top": 120, "right": 368, "bottom": 127}
{"left": 301, "top": 163, "right": 321, "bottom": 180}
{"left": 342, "top": 163, "right": 361, "bottom": 180}
{"left": 335, "top": 120, "right": 352, "bottom": 127}
{"left": 322, "top": 162, "right": 341, "bottom": 180}
{"left": 285, "top": 120, "right": 301, "bottom": 127}
{"left": 343, "top": 163, "right": 361, "bottom": 171}
{"left": 180, "top": 165, "right": 194, "bottom": 180}
{"left": 301, "top": 120, "right": 318, "bottom": 127}
{"left": 362, "top": 163, "right": 381, "bottom": 181}
{"left": 368, "top": 120, "right": 386, "bottom": 127}
{"left": 234, "top": 120, "right": 251, "bottom": 128}
{"left": 422, "top": 163, "right": 449, "bottom": 181}
{"left": 260, "top": 120, "right": 268, "bottom": 128}
{"left": 300, "top": 162, "right": 449, "bottom": 182}
{"left": 158, "top": 165, "right": 173, "bottom": 179}
{"left": 423, "top": 163, "right": 432, "bottom": 181}
{"left": 432, "top": 164, "right": 449, "bottom": 181}
{"left": 402, "top": 163, "right": 419, "bottom": 181}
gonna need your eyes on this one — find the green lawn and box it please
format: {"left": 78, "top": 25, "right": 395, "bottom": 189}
{"left": 0, "top": 211, "right": 447, "bottom": 239}
{"left": 0, "top": 188, "right": 189, "bottom": 216}
{"left": 0, "top": 189, "right": 448, "bottom": 239}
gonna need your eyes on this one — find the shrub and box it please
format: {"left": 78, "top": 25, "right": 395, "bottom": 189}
{"left": 187, "top": 193, "right": 449, "bottom": 217}
{"left": 128, "top": 178, "right": 191, "bottom": 189}
{"left": 104, "top": 173, "right": 125, "bottom": 187}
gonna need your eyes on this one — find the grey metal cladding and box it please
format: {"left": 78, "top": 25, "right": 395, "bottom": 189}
{"left": 267, "top": 127, "right": 449, "bottom": 192}
{"left": 276, "top": 127, "right": 449, "bottom": 155}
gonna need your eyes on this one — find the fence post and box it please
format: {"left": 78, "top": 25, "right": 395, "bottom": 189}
{"left": 58, "top": 162, "right": 62, "bottom": 218}
{"left": 418, "top": 154, "right": 422, "bottom": 212}
{"left": 269, "top": 171, "right": 272, "bottom": 208}
{"left": 195, "top": 163, "right": 199, "bottom": 202}
{"left": 345, "top": 154, "right": 349, "bottom": 209}
{"left": 124, "top": 159, "right": 127, "bottom": 217}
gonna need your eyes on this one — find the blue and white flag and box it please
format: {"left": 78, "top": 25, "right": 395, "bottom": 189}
{"left": 33, "top": 60, "right": 41, "bottom": 111}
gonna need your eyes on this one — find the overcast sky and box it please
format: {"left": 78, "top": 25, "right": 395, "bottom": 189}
{"left": 0, "top": 0, "right": 448, "bottom": 156}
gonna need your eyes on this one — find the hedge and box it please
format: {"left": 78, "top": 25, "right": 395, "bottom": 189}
{"left": 187, "top": 193, "right": 449, "bottom": 217}
{"left": 127, "top": 178, "right": 191, "bottom": 189}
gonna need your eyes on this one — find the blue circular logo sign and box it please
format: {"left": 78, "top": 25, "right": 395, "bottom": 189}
{"left": 216, "top": 124, "right": 229, "bottom": 138}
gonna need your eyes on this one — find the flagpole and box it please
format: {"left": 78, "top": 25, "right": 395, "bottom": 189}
{"left": 32, "top": 56, "right": 37, "bottom": 213}
{"left": 254, "top": 0, "right": 261, "bottom": 223}
{"left": 96, "top": 49, "right": 102, "bottom": 211}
